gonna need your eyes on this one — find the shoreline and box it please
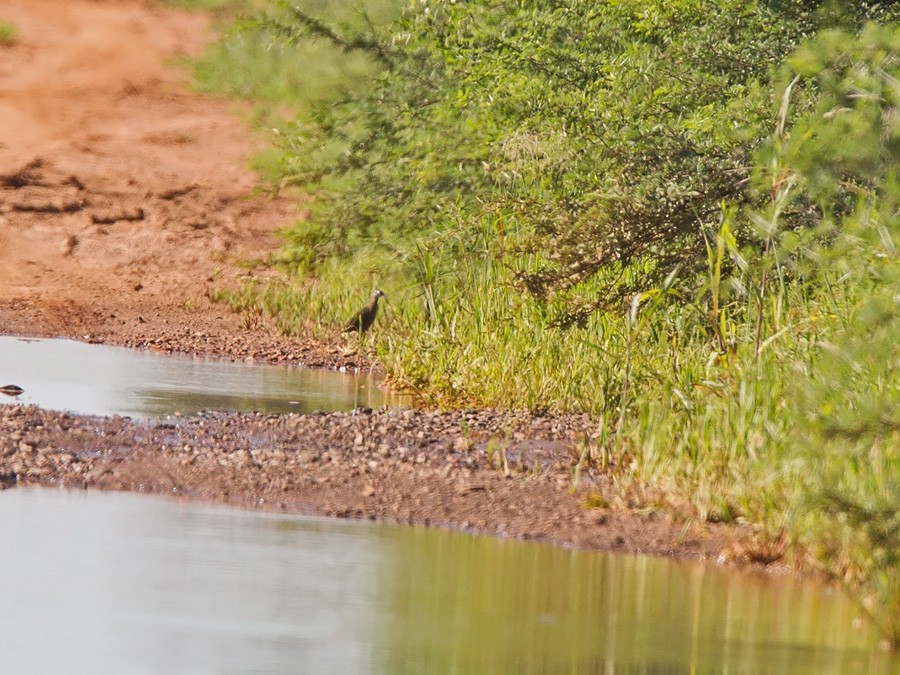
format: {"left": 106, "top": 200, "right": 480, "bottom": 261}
{"left": 0, "top": 402, "right": 759, "bottom": 568}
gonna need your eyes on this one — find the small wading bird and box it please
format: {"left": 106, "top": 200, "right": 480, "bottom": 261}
{"left": 344, "top": 289, "right": 385, "bottom": 334}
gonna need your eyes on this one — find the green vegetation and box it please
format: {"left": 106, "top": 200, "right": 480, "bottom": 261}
{"left": 0, "top": 21, "right": 18, "bottom": 45}
{"left": 198, "top": 0, "right": 899, "bottom": 646}
{"left": 779, "top": 25, "right": 900, "bottom": 643}
{"left": 181, "top": 0, "right": 401, "bottom": 155}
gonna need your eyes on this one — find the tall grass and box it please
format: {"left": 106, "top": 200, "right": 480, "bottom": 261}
{"left": 224, "top": 187, "right": 896, "bottom": 643}
{"left": 197, "top": 8, "right": 898, "bottom": 646}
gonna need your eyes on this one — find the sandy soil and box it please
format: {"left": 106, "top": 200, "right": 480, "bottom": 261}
{"left": 0, "top": 0, "right": 767, "bottom": 565}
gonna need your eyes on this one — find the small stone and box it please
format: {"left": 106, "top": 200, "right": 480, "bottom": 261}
{"left": 362, "top": 484, "right": 376, "bottom": 497}
{"left": 453, "top": 436, "right": 473, "bottom": 452}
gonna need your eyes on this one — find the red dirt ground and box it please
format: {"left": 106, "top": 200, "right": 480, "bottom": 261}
{"left": 0, "top": 0, "right": 351, "bottom": 366}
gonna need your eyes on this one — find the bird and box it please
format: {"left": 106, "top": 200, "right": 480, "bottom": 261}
{"left": 344, "top": 289, "right": 386, "bottom": 334}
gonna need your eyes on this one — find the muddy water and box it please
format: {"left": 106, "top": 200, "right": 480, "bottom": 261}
{"left": 0, "top": 489, "right": 894, "bottom": 673}
{"left": 0, "top": 336, "right": 402, "bottom": 417}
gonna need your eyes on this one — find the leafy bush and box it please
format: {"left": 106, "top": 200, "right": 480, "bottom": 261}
{"left": 271, "top": 0, "right": 894, "bottom": 319}
{"left": 766, "top": 23, "right": 899, "bottom": 647}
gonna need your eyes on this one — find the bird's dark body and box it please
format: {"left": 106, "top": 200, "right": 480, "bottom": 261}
{"left": 344, "top": 289, "right": 385, "bottom": 333}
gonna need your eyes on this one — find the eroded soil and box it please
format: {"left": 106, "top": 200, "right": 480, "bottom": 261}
{"left": 0, "top": 0, "right": 762, "bottom": 565}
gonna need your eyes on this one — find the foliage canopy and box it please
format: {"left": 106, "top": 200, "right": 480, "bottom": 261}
{"left": 272, "top": 0, "right": 895, "bottom": 321}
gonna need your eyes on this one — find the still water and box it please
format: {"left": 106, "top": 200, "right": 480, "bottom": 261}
{"left": 0, "top": 488, "right": 894, "bottom": 674}
{"left": 0, "top": 336, "right": 401, "bottom": 417}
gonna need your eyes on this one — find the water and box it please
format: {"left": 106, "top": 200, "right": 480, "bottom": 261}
{"left": 0, "top": 488, "right": 894, "bottom": 674}
{"left": 0, "top": 336, "right": 402, "bottom": 417}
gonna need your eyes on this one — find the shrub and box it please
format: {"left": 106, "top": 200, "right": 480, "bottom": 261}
{"left": 270, "top": 0, "right": 894, "bottom": 320}
{"left": 767, "top": 23, "right": 900, "bottom": 647}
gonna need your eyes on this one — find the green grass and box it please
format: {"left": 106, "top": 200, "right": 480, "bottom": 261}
{"left": 217, "top": 207, "right": 898, "bottom": 646}
{"left": 195, "top": 6, "right": 900, "bottom": 648}
{"left": 0, "top": 21, "right": 18, "bottom": 45}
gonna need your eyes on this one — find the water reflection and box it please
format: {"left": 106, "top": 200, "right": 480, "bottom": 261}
{"left": 375, "top": 535, "right": 892, "bottom": 673}
{"left": 0, "top": 336, "right": 404, "bottom": 417}
{"left": 0, "top": 489, "right": 894, "bottom": 673}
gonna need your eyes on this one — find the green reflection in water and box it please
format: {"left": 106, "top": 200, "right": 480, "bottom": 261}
{"left": 0, "top": 489, "right": 895, "bottom": 673}
{"left": 372, "top": 527, "right": 896, "bottom": 674}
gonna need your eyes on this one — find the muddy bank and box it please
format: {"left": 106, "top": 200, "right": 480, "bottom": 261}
{"left": 0, "top": 404, "right": 750, "bottom": 562}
